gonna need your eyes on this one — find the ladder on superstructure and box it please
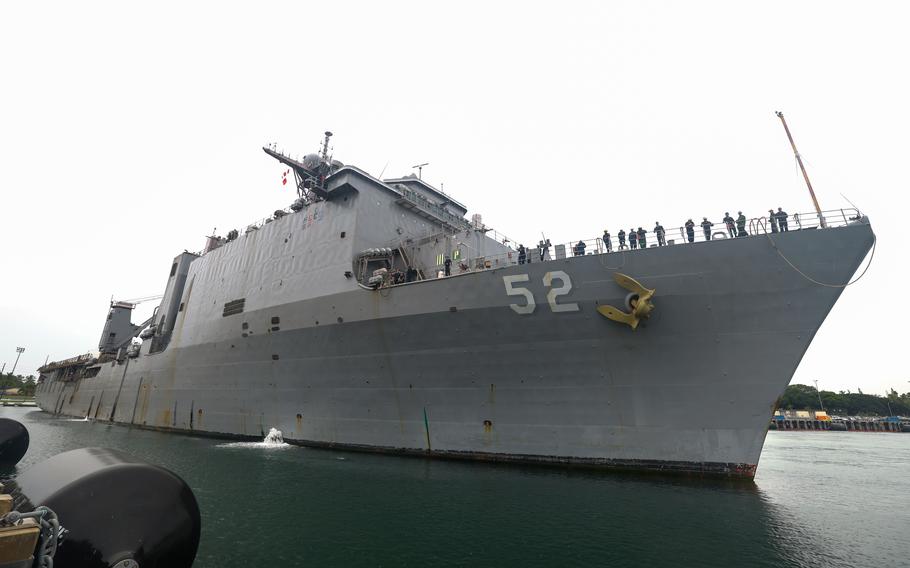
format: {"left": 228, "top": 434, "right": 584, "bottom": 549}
{"left": 397, "top": 242, "right": 427, "bottom": 281}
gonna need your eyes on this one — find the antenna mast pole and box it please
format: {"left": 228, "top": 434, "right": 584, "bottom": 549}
{"left": 775, "top": 111, "right": 826, "bottom": 228}
{"left": 321, "top": 131, "right": 333, "bottom": 161}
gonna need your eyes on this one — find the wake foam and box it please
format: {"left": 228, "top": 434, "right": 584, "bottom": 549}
{"left": 216, "top": 427, "right": 290, "bottom": 449}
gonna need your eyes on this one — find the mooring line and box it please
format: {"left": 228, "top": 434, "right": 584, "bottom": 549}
{"left": 766, "top": 231, "right": 876, "bottom": 288}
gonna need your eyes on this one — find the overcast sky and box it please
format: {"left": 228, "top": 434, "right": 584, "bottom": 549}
{"left": 2, "top": 1, "right": 907, "bottom": 395}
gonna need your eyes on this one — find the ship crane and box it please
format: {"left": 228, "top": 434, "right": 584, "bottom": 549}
{"left": 114, "top": 294, "right": 164, "bottom": 307}
{"left": 102, "top": 294, "right": 164, "bottom": 354}
{"left": 776, "top": 111, "right": 826, "bottom": 228}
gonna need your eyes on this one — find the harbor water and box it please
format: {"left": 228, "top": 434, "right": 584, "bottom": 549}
{"left": 1, "top": 407, "right": 907, "bottom": 567}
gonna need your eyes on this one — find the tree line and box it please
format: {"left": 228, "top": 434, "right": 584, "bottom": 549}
{"left": 0, "top": 373, "right": 37, "bottom": 397}
{"left": 778, "top": 384, "right": 910, "bottom": 417}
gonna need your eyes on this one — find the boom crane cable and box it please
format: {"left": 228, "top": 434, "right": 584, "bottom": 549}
{"left": 114, "top": 294, "right": 164, "bottom": 305}
{"left": 771, "top": 111, "right": 875, "bottom": 287}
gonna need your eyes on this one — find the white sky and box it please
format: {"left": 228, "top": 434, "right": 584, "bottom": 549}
{"left": 2, "top": 1, "right": 907, "bottom": 394}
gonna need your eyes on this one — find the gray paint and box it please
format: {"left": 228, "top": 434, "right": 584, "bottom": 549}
{"left": 35, "top": 159, "right": 875, "bottom": 478}
{"left": 155, "top": 252, "right": 197, "bottom": 338}
{"left": 97, "top": 302, "right": 140, "bottom": 354}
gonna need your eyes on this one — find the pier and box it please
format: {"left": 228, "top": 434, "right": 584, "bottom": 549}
{"left": 0, "top": 397, "right": 37, "bottom": 408}
{"left": 770, "top": 410, "right": 908, "bottom": 432}
{"left": 770, "top": 418, "right": 906, "bottom": 432}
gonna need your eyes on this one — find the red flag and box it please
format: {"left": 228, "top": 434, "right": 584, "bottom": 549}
{"left": 281, "top": 170, "right": 288, "bottom": 186}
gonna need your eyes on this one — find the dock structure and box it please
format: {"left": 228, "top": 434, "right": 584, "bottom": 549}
{"left": 0, "top": 396, "right": 37, "bottom": 407}
{"left": 770, "top": 410, "right": 908, "bottom": 432}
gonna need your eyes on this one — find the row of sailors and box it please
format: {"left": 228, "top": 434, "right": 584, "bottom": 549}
{"left": 408, "top": 206, "right": 793, "bottom": 280}
{"left": 517, "top": 240, "right": 552, "bottom": 264}
{"left": 587, "top": 208, "right": 790, "bottom": 254}
{"left": 516, "top": 208, "right": 792, "bottom": 261}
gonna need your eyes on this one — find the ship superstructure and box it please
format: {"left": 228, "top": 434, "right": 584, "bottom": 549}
{"left": 36, "top": 134, "right": 875, "bottom": 477}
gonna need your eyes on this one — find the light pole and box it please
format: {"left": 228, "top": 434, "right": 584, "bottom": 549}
{"left": 813, "top": 379, "right": 825, "bottom": 411}
{"left": 11, "top": 347, "right": 25, "bottom": 376}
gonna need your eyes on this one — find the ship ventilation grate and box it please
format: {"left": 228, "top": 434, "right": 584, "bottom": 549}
{"left": 222, "top": 299, "right": 246, "bottom": 317}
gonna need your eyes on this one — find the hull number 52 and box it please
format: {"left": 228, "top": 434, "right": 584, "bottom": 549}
{"left": 503, "top": 271, "right": 579, "bottom": 314}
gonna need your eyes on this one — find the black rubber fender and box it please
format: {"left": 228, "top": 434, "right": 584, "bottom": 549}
{"left": 6, "top": 447, "right": 200, "bottom": 568}
{"left": 0, "top": 418, "right": 29, "bottom": 467}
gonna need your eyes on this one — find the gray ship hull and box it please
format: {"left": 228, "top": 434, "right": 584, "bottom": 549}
{"left": 37, "top": 221, "right": 874, "bottom": 477}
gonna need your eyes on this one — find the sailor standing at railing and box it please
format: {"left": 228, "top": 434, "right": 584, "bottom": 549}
{"left": 723, "top": 213, "right": 735, "bottom": 238}
{"left": 618, "top": 229, "right": 627, "bottom": 249}
{"left": 603, "top": 230, "right": 612, "bottom": 253}
{"left": 538, "top": 239, "right": 551, "bottom": 261}
{"left": 701, "top": 218, "right": 714, "bottom": 241}
{"left": 768, "top": 210, "right": 779, "bottom": 233}
{"left": 736, "top": 212, "right": 748, "bottom": 237}
{"left": 654, "top": 223, "right": 666, "bottom": 246}
{"left": 629, "top": 228, "right": 638, "bottom": 249}
{"left": 685, "top": 219, "right": 695, "bottom": 243}
{"left": 776, "top": 207, "right": 790, "bottom": 231}
{"left": 637, "top": 227, "right": 647, "bottom": 248}
{"left": 517, "top": 244, "right": 526, "bottom": 265}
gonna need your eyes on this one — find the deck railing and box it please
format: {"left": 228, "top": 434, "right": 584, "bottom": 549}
{"left": 396, "top": 188, "right": 473, "bottom": 231}
{"left": 416, "top": 208, "right": 863, "bottom": 280}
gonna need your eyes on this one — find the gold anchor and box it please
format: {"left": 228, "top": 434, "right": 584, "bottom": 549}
{"left": 597, "top": 273, "right": 655, "bottom": 330}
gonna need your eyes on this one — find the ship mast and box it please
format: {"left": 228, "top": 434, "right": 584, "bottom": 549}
{"left": 262, "top": 131, "right": 338, "bottom": 204}
{"left": 775, "top": 111, "right": 826, "bottom": 228}
{"left": 321, "top": 131, "right": 332, "bottom": 161}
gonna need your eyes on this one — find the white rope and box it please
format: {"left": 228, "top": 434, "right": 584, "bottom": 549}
{"left": 766, "top": 231, "right": 876, "bottom": 288}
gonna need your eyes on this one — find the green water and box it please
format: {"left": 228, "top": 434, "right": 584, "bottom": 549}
{"left": 2, "top": 407, "right": 907, "bottom": 567}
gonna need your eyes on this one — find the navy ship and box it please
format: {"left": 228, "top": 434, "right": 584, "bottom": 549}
{"left": 36, "top": 132, "right": 875, "bottom": 477}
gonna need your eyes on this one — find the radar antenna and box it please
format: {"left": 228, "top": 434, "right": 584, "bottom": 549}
{"left": 412, "top": 162, "right": 429, "bottom": 180}
{"left": 262, "top": 130, "right": 341, "bottom": 205}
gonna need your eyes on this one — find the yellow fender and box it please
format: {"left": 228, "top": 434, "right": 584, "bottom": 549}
{"left": 597, "top": 273, "right": 655, "bottom": 330}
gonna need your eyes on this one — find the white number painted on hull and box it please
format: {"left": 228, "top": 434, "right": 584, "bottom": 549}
{"left": 544, "top": 271, "right": 579, "bottom": 312}
{"left": 503, "top": 274, "right": 536, "bottom": 314}
{"left": 503, "top": 271, "right": 578, "bottom": 314}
